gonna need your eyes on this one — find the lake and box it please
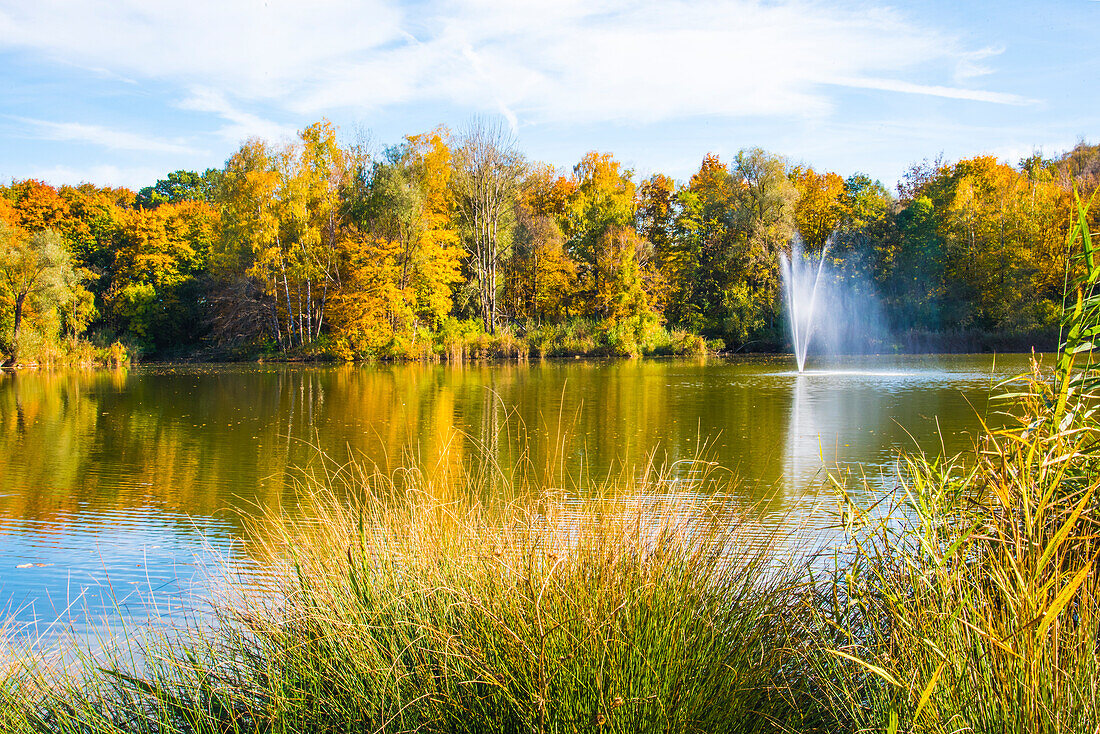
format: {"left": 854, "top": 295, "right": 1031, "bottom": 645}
{"left": 0, "top": 353, "right": 1030, "bottom": 641}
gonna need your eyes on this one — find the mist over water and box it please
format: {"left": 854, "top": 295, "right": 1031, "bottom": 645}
{"left": 780, "top": 235, "right": 890, "bottom": 372}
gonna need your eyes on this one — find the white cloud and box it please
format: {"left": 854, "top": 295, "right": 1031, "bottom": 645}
{"left": 0, "top": 0, "right": 405, "bottom": 100}
{"left": 178, "top": 88, "right": 297, "bottom": 144}
{"left": 954, "top": 45, "right": 1005, "bottom": 82}
{"left": 830, "top": 77, "right": 1033, "bottom": 105}
{"left": 26, "top": 164, "right": 167, "bottom": 190}
{"left": 13, "top": 116, "right": 200, "bottom": 154}
{"left": 0, "top": 0, "right": 1028, "bottom": 139}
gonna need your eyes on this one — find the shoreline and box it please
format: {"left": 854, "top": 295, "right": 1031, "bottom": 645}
{"left": 0, "top": 346, "right": 1053, "bottom": 370}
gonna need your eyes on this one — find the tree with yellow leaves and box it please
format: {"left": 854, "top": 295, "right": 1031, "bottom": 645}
{"left": 565, "top": 151, "right": 638, "bottom": 318}
{"left": 791, "top": 167, "right": 847, "bottom": 253}
{"left": 107, "top": 200, "right": 217, "bottom": 349}
{"left": 333, "top": 127, "right": 463, "bottom": 355}
{"left": 216, "top": 121, "right": 352, "bottom": 351}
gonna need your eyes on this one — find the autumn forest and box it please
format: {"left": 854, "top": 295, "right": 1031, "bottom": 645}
{"left": 1, "top": 120, "right": 1097, "bottom": 366}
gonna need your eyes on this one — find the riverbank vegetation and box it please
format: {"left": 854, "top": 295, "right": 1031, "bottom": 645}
{"left": 800, "top": 193, "right": 1100, "bottom": 730}
{"left": 2, "top": 122, "right": 1097, "bottom": 364}
{"left": 0, "top": 198, "right": 1097, "bottom": 732}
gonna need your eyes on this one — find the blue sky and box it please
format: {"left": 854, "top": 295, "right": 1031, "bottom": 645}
{"left": 0, "top": 0, "right": 1096, "bottom": 191}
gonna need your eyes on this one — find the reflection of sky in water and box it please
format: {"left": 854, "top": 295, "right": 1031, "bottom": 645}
{"left": 0, "top": 509, "right": 239, "bottom": 644}
{"left": 0, "top": 354, "right": 1028, "bottom": 641}
{"left": 779, "top": 360, "right": 1012, "bottom": 529}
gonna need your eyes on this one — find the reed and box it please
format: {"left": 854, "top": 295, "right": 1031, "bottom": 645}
{"left": 801, "top": 190, "right": 1100, "bottom": 733}
{"left": 0, "top": 453, "right": 809, "bottom": 733}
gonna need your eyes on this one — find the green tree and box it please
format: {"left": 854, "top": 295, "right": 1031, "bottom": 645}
{"left": 136, "top": 170, "right": 220, "bottom": 209}
{"left": 892, "top": 195, "right": 945, "bottom": 328}
{"left": 0, "top": 224, "right": 82, "bottom": 364}
{"left": 831, "top": 173, "right": 896, "bottom": 297}
{"left": 729, "top": 148, "right": 797, "bottom": 342}
{"left": 674, "top": 154, "right": 737, "bottom": 334}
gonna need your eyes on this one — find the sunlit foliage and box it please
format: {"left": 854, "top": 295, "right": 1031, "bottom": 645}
{"left": 0, "top": 128, "right": 1095, "bottom": 363}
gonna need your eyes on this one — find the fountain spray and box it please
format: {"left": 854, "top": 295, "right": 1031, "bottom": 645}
{"left": 779, "top": 238, "right": 829, "bottom": 372}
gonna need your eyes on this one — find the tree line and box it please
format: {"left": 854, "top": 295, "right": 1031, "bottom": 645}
{"left": 1, "top": 119, "right": 1097, "bottom": 364}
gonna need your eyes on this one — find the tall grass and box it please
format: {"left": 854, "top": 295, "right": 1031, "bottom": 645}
{"left": 358, "top": 317, "right": 709, "bottom": 362}
{"left": 801, "top": 191, "right": 1100, "bottom": 733}
{"left": 0, "top": 335, "right": 134, "bottom": 368}
{"left": 0, "top": 453, "right": 810, "bottom": 733}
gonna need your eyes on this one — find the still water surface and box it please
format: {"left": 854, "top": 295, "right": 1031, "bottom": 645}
{"left": 0, "top": 354, "right": 1029, "bottom": 639}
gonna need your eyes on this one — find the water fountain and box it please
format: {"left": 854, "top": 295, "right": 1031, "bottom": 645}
{"left": 779, "top": 237, "right": 829, "bottom": 372}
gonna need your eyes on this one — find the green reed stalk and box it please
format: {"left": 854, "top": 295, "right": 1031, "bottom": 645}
{"left": 806, "top": 192, "right": 1100, "bottom": 734}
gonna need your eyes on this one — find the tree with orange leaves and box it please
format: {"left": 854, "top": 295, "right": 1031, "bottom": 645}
{"left": 507, "top": 203, "right": 576, "bottom": 322}
{"left": 5, "top": 180, "right": 70, "bottom": 233}
{"left": 326, "top": 229, "right": 410, "bottom": 357}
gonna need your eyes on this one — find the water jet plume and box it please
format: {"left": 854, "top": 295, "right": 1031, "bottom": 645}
{"left": 780, "top": 236, "right": 828, "bottom": 372}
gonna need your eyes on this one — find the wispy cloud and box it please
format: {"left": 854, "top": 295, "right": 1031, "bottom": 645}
{"left": 954, "top": 45, "right": 1005, "bottom": 82}
{"left": 290, "top": 0, "right": 1019, "bottom": 124}
{"left": 0, "top": 0, "right": 1029, "bottom": 137}
{"left": 178, "top": 88, "right": 297, "bottom": 144}
{"left": 830, "top": 77, "right": 1034, "bottom": 106}
{"left": 0, "top": 0, "right": 405, "bottom": 100}
{"left": 12, "top": 116, "right": 201, "bottom": 154}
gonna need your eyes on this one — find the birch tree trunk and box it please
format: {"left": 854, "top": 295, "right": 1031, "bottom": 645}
{"left": 455, "top": 118, "right": 525, "bottom": 335}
